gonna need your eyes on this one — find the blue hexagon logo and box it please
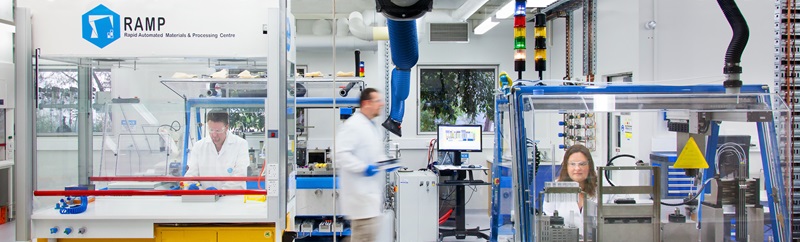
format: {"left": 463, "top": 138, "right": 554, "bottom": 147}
{"left": 82, "top": 4, "right": 120, "bottom": 48}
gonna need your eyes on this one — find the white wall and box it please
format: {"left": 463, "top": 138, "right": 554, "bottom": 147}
{"left": 654, "top": 0, "right": 773, "bottom": 177}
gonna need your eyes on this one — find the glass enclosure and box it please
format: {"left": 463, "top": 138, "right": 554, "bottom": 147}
{"left": 32, "top": 57, "right": 273, "bottom": 214}
{"left": 507, "top": 85, "right": 792, "bottom": 242}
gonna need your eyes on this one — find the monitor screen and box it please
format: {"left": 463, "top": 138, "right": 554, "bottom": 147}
{"left": 437, "top": 125, "right": 483, "bottom": 152}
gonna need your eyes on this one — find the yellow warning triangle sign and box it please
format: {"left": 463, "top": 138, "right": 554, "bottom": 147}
{"left": 674, "top": 137, "right": 709, "bottom": 169}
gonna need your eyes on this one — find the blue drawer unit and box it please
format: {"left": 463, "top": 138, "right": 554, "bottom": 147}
{"left": 651, "top": 152, "right": 694, "bottom": 199}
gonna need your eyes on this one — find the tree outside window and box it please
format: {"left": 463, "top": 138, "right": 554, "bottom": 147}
{"left": 37, "top": 69, "right": 111, "bottom": 134}
{"left": 418, "top": 66, "right": 496, "bottom": 134}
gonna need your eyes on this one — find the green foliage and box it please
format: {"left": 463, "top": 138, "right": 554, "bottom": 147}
{"left": 228, "top": 108, "right": 265, "bottom": 133}
{"left": 419, "top": 68, "right": 495, "bottom": 132}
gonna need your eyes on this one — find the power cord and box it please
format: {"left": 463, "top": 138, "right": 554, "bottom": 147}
{"left": 661, "top": 178, "right": 714, "bottom": 206}
{"left": 604, "top": 154, "right": 639, "bottom": 187}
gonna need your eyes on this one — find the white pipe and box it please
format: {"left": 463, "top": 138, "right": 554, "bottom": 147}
{"left": 348, "top": 11, "right": 389, "bottom": 41}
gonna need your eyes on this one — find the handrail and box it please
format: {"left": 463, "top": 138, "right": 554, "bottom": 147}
{"left": 34, "top": 189, "right": 266, "bottom": 196}
{"left": 89, "top": 176, "right": 262, "bottom": 182}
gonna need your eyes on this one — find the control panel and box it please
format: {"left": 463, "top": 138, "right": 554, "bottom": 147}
{"left": 35, "top": 220, "right": 154, "bottom": 238}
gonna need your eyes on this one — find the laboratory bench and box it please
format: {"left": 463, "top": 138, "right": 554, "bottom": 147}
{"left": 32, "top": 196, "right": 275, "bottom": 242}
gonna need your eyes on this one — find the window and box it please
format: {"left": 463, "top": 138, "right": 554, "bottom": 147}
{"left": 37, "top": 69, "right": 111, "bottom": 134}
{"left": 418, "top": 65, "right": 496, "bottom": 134}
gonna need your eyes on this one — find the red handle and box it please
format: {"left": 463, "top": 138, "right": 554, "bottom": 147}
{"left": 34, "top": 189, "right": 267, "bottom": 196}
{"left": 89, "top": 176, "right": 263, "bottom": 182}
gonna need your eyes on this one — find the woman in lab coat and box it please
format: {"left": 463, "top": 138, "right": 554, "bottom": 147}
{"left": 542, "top": 144, "right": 598, "bottom": 235}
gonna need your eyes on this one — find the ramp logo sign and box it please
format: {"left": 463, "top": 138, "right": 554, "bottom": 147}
{"left": 82, "top": 4, "right": 121, "bottom": 48}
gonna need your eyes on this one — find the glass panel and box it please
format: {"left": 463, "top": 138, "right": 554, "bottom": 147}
{"left": 33, "top": 57, "right": 273, "bottom": 222}
{"left": 37, "top": 68, "right": 112, "bottom": 134}
{"left": 510, "top": 88, "right": 791, "bottom": 242}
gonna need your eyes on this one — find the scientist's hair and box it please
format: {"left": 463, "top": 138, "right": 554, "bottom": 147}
{"left": 558, "top": 144, "right": 598, "bottom": 197}
{"left": 206, "top": 109, "right": 229, "bottom": 125}
{"left": 360, "top": 88, "right": 379, "bottom": 106}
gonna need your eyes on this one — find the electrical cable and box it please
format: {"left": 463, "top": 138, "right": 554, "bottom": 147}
{"left": 715, "top": 142, "right": 747, "bottom": 178}
{"left": 604, "top": 154, "right": 638, "bottom": 187}
{"left": 661, "top": 178, "right": 715, "bottom": 206}
{"left": 159, "top": 120, "right": 182, "bottom": 132}
{"left": 465, "top": 185, "right": 477, "bottom": 205}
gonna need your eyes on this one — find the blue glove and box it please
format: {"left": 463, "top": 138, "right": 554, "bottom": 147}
{"left": 364, "top": 164, "right": 379, "bottom": 177}
{"left": 187, "top": 183, "right": 201, "bottom": 190}
{"left": 206, "top": 186, "right": 217, "bottom": 190}
{"left": 386, "top": 166, "right": 401, "bottom": 173}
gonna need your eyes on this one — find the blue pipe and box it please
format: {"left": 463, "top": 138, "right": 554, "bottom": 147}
{"left": 382, "top": 19, "right": 419, "bottom": 137}
{"left": 182, "top": 101, "right": 190, "bottom": 175}
{"left": 389, "top": 69, "right": 410, "bottom": 120}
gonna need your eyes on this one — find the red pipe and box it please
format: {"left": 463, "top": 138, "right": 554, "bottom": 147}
{"left": 89, "top": 176, "right": 263, "bottom": 182}
{"left": 34, "top": 189, "right": 267, "bottom": 196}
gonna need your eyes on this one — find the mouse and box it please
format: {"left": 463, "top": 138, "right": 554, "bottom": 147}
{"left": 468, "top": 164, "right": 476, "bottom": 168}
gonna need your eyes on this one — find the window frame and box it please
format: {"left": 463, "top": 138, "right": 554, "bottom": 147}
{"left": 416, "top": 64, "right": 498, "bottom": 135}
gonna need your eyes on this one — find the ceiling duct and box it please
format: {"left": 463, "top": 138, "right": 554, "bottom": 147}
{"left": 429, "top": 22, "right": 469, "bottom": 42}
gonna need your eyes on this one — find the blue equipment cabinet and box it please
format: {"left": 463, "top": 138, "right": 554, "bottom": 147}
{"left": 650, "top": 152, "right": 693, "bottom": 199}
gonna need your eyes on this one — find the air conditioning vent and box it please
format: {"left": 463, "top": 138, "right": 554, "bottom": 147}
{"left": 429, "top": 23, "right": 469, "bottom": 43}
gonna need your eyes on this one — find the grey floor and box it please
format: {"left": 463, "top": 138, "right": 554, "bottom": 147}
{"left": 1, "top": 221, "right": 14, "bottom": 242}
{"left": 439, "top": 209, "right": 498, "bottom": 242}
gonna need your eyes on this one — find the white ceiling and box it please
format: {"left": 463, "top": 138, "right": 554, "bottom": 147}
{"left": 290, "top": 0, "right": 507, "bottom": 21}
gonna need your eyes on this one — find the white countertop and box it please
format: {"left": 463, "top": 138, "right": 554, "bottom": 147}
{"left": 0, "top": 160, "right": 12, "bottom": 169}
{"left": 32, "top": 196, "right": 270, "bottom": 222}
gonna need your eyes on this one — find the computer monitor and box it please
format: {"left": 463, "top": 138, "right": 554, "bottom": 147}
{"left": 437, "top": 124, "right": 483, "bottom": 152}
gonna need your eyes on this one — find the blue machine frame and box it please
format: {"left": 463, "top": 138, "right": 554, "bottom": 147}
{"left": 498, "top": 84, "right": 790, "bottom": 242}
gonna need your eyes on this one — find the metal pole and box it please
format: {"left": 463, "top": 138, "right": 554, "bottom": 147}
{"left": 278, "top": 0, "right": 288, "bottom": 240}
{"left": 14, "top": 7, "right": 34, "bottom": 242}
{"left": 77, "top": 62, "right": 93, "bottom": 185}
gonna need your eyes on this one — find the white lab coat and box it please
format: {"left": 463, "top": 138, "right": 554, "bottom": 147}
{"left": 542, "top": 195, "right": 598, "bottom": 236}
{"left": 335, "top": 112, "right": 388, "bottom": 220}
{"left": 184, "top": 131, "right": 250, "bottom": 190}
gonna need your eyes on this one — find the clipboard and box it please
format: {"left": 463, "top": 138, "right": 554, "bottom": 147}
{"left": 376, "top": 159, "right": 402, "bottom": 171}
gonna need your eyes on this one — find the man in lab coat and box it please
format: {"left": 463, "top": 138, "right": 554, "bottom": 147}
{"left": 336, "top": 88, "right": 391, "bottom": 242}
{"left": 184, "top": 109, "right": 250, "bottom": 190}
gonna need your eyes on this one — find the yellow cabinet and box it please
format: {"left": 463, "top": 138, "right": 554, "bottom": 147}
{"left": 156, "top": 225, "right": 275, "bottom": 242}
{"left": 159, "top": 230, "right": 216, "bottom": 242}
{"left": 218, "top": 228, "right": 275, "bottom": 242}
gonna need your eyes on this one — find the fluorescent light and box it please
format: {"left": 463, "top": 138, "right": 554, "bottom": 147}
{"left": 495, "top": 1, "right": 515, "bottom": 19}
{"left": 527, "top": 0, "right": 558, "bottom": 8}
{"left": 474, "top": 18, "right": 499, "bottom": 35}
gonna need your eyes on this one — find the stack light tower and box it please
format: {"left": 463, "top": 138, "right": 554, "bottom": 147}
{"left": 513, "top": 0, "right": 526, "bottom": 80}
{"left": 533, "top": 13, "right": 546, "bottom": 80}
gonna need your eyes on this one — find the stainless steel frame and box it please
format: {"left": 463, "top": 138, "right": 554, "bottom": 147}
{"left": 597, "top": 166, "right": 660, "bottom": 242}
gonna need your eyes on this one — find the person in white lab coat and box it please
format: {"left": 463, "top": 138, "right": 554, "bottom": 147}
{"left": 542, "top": 144, "right": 598, "bottom": 235}
{"left": 184, "top": 109, "right": 250, "bottom": 190}
{"left": 335, "top": 88, "right": 395, "bottom": 242}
